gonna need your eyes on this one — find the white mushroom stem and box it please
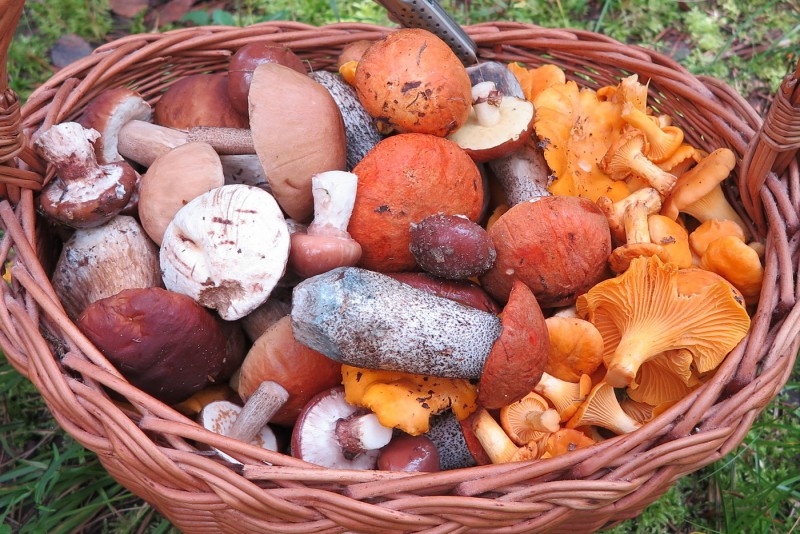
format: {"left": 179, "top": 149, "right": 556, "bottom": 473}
{"left": 335, "top": 412, "right": 393, "bottom": 455}
{"left": 623, "top": 201, "right": 656, "bottom": 244}
{"left": 35, "top": 123, "right": 103, "bottom": 182}
{"left": 228, "top": 380, "right": 289, "bottom": 443}
{"left": 308, "top": 171, "right": 359, "bottom": 237}
{"left": 524, "top": 409, "right": 561, "bottom": 433}
{"left": 472, "top": 81, "right": 503, "bottom": 127}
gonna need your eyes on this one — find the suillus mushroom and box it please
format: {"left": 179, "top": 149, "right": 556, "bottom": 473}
{"left": 287, "top": 170, "right": 362, "bottom": 278}
{"left": 77, "top": 287, "right": 247, "bottom": 405}
{"left": 566, "top": 381, "right": 642, "bottom": 435}
{"left": 290, "top": 386, "right": 394, "bottom": 470}
{"left": 479, "top": 195, "right": 612, "bottom": 307}
{"left": 447, "top": 80, "right": 535, "bottom": 162}
{"left": 499, "top": 392, "right": 560, "bottom": 446}
{"left": 138, "top": 142, "right": 225, "bottom": 245}
{"left": 471, "top": 408, "right": 540, "bottom": 464}
{"left": 160, "top": 184, "right": 290, "bottom": 321}
{"left": 248, "top": 62, "right": 347, "bottom": 221}
{"left": 377, "top": 434, "right": 441, "bottom": 472}
{"left": 347, "top": 133, "right": 484, "bottom": 272}
{"left": 576, "top": 255, "right": 751, "bottom": 388}
{"left": 533, "top": 372, "right": 592, "bottom": 422}
{"left": 33, "top": 122, "right": 137, "bottom": 228}
{"left": 544, "top": 316, "right": 605, "bottom": 382}
{"left": 292, "top": 268, "right": 549, "bottom": 409}
{"left": 354, "top": 28, "right": 472, "bottom": 137}
{"left": 154, "top": 73, "right": 248, "bottom": 129}
{"left": 236, "top": 316, "right": 343, "bottom": 426}
{"left": 51, "top": 215, "right": 162, "bottom": 319}
{"left": 227, "top": 42, "right": 307, "bottom": 114}
{"left": 409, "top": 213, "right": 496, "bottom": 280}
{"left": 340, "top": 364, "right": 478, "bottom": 436}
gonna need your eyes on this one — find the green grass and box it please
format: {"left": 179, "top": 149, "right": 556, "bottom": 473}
{"left": 2, "top": 1, "right": 799, "bottom": 532}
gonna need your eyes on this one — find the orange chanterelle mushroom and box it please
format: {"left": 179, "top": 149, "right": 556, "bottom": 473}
{"left": 576, "top": 255, "right": 751, "bottom": 389}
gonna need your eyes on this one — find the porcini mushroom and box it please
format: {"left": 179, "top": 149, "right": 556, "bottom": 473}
{"left": 228, "top": 42, "right": 306, "bottom": 115}
{"left": 287, "top": 170, "right": 362, "bottom": 278}
{"left": 51, "top": 215, "right": 162, "bottom": 319}
{"left": 576, "top": 255, "right": 751, "bottom": 388}
{"left": 78, "top": 86, "right": 152, "bottom": 164}
{"left": 154, "top": 73, "right": 248, "bottom": 129}
{"left": 77, "top": 287, "right": 247, "bottom": 405}
{"left": 341, "top": 364, "right": 478, "bottom": 436}
{"left": 291, "top": 269, "right": 549, "bottom": 409}
{"left": 291, "top": 386, "right": 394, "bottom": 470}
{"left": 566, "top": 381, "right": 641, "bottom": 435}
{"left": 160, "top": 184, "right": 290, "bottom": 321}
{"left": 34, "top": 122, "right": 137, "bottom": 228}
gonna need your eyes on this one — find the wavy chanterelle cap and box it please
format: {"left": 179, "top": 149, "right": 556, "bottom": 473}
{"left": 576, "top": 255, "right": 751, "bottom": 389}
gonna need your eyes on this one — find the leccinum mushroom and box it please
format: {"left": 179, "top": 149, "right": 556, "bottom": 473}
{"left": 160, "top": 184, "right": 290, "bottom": 321}
{"left": 291, "top": 268, "right": 549, "bottom": 409}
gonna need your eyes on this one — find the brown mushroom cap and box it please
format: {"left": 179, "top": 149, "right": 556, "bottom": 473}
{"left": 480, "top": 195, "right": 612, "bottom": 307}
{"left": 77, "top": 287, "right": 246, "bottom": 405}
{"left": 78, "top": 86, "right": 152, "bottom": 164}
{"left": 236, "top": 316, "right": 342, "bottom": 427}
{"left": 249, "top": 63, "right": 347, "bottom": 221}
{"left": 227, "top": 42, "right": 306, "bottom": 115}
{"left": 154, "top": 73, "right": 248, "bottom": 129}
{"left": 138, "top": 141, "right": 225, "bottom": 245}
{"left": 478, "top": 280, "right": 549, "bottom": 409}
{"left": 354, "top": 28, "right": 472, "bottom": 137}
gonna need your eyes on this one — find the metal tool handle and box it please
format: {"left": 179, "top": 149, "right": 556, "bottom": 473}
{"left": 374, "top": 0, "right": 478, "bottom": 65}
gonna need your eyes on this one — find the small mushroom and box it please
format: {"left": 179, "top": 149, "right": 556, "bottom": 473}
{"left": 576, "top": 255, "right": 751, "bottom": 388}
{"left": 601, "top": 132, "right": 678, "bottom": 197}
{"left": 472, "top": 408, "right": 540, "bottom": 464}
{"left": 160, "top": 184, "right": 290, "bottom": 321}
{"left": 688, "top": 219, "right": 747, "bottom": 258}
{"left": 447, "top": 81, "right": 535, "bottom": 162}
{"left": 539, "top": 428, "right": 597, "bottom": 458}
{"left": 291, "top": 268, "right": 549, "bottom": 409}
{"left": 534, "top": 372, "right": 592, "bottom": 422}
{"left": 138, "top": 142, "right": 225, "bottom": 245}
{"left": 78, "top": 86, "right": 153, "bottom": 164}
{"left": 291, "top": 386, "right": 394, "bottom": 470}
{"left": 544, "top": 316, "right": 605, "bottom": 382}
{"left": 409, "top": 213, "right": 496, "bottom": 280}
{"left": 499, "top": 392, "right": 560, "bottom": 446}
{"left": 620, "top": 102, "right": 685, "bottom": 163}
{"left": 287, "top": 171, "right": 362, "bottom": 278}
{"left": 699, "top": 235, "right": 764, "bottom": 305}
{"left": 377, "top": 434, "right": 441, "bottom": 472}
{"left": 647, "top": 214, "right": 693, "bottom": 268}
{"left": 77, "top": 287, "right": 247, "bottom": 405}
{"left": 34, "top": 122, "right": 137, "bottom": 228}
{"left": 566, "top": 381, "right": 642, "bottom": 435}
{"left": 660, "top": 148, "right": 749, "bottom": 238}
{"left": 51, "top": 215, "right": 162, "bottom": 319}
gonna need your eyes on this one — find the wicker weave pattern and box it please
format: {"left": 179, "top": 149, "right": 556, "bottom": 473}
{"left": 0, "top": 4, "right": 798, "bottom": 532}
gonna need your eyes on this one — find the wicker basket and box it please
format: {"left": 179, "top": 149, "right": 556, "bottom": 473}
{"left": 1, "top": 1, "right": 799, "bottom": 531}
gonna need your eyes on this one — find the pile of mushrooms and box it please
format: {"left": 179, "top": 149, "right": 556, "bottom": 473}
{"left": 27, "top": 28, "right": 763, "bottom": 472}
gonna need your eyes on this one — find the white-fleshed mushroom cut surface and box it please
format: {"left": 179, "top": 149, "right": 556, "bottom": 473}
{"left": 160, "top": 184, "right": 290, "bottom": 321}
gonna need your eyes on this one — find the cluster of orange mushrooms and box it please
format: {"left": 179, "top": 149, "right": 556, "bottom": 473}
{"left": 31, "top": 28, "right": 762, "bottom": 471}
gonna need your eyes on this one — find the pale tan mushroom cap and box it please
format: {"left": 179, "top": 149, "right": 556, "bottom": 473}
{"left": 249, "top": 63, "right": 347, "bottom": 222}
{"left": 576, "top": 255, "right": 751, "bottom": 388}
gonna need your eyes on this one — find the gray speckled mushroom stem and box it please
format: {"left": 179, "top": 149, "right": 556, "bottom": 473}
{"left": 291, "top": 267, "right": 502, "bottom": 378}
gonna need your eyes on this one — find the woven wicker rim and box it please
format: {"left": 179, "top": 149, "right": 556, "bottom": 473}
{"left": 1, "top": 7, "right": 799, "bottom": 533}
